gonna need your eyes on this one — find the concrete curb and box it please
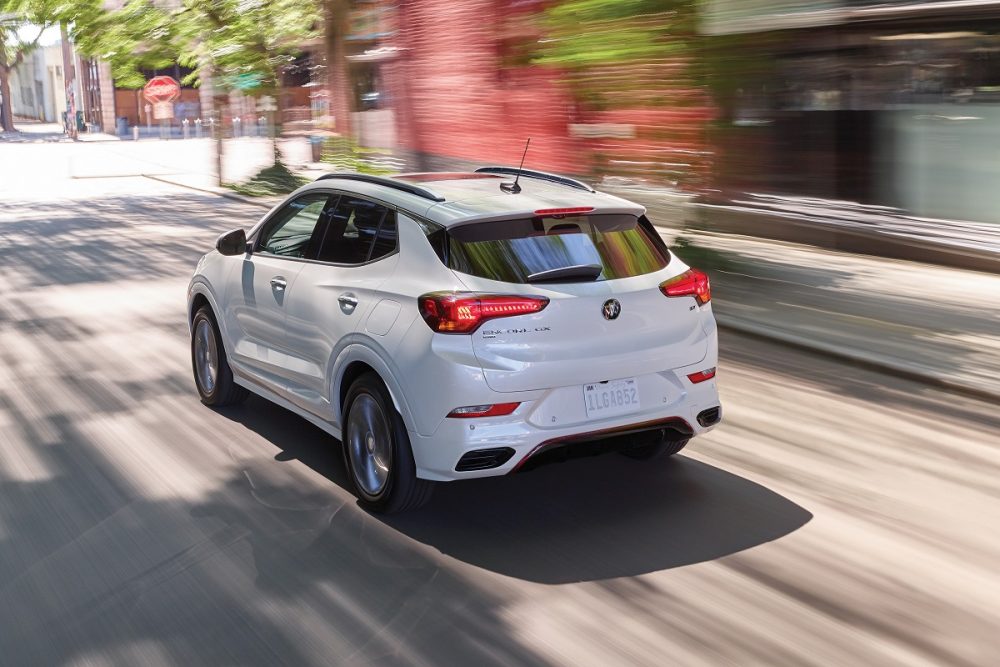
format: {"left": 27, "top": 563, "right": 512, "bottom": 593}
{"left": 695, "top": 203, "right": 1000, "bottom": 275}
{"left": 716, "top": 315, "right": 1000, "bottom": 404}
{"left": 142, "top": 174, "right": 276, "bottom": 209}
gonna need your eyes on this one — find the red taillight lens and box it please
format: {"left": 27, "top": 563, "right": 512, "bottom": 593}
{"left": 447, "top": 403, "right": 521, "bottom": 418}
{"left": 660, "top": 269, "right": 711, "bottom": 305}
{"left": 687, "top": 368, "right": 717, "bottom": 384}
{"left": 418, "top": 293, "right": 549, "bottom": 334}
{"left": 534, "top": 207, "right": 595, "bottom": 217}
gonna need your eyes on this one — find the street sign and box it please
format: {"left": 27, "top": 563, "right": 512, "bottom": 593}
{"left": 143, "top": 76, "right": 181, "bottom": 104}
{"left": 153, "top": 102, "right": 174, "bottom": 120}
{"left": 221, "top": 72, "right": 263, "bottom": 92}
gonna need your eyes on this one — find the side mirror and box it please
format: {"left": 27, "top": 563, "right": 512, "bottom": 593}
{"left": 216, "top": 228, "right": 248, "bottom": 256}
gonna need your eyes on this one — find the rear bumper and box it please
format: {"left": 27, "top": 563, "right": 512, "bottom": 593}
{"left": 409, "top": 374, "right": 721, "bottom": 481}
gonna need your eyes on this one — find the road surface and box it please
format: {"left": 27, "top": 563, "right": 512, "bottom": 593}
{"left": 1, "top": 145, "right": 998, "bottom": 666}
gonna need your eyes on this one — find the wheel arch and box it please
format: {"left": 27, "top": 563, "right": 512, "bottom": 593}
{"left": 189, "top": 292, "right": 212, "bottom": 325}
{"left": 332, "top": 345, "right": 414, "bottom": 435}
{"left": 187, "top": 281, "right": 232, "bottom": 351}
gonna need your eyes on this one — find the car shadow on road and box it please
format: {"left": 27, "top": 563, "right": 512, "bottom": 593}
{"left": 219, "top": 395, "right": 812, "bottom": 585}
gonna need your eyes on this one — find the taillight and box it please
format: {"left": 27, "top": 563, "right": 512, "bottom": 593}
{"left": 447, "top": 403, "right": 521, "bottom": 418}
{"left": 534, "top": 207, "right": 594, "bottom": 217}
{"left": 687, "top": 368, "right": 717, "bottom": 384}
{"left": 418, "top": 292, "right": 549, "bottom": 334}
{"left": 660, "top": 269, "right": 711, "bottom": 305}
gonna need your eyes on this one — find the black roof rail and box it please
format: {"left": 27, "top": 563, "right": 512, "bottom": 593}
{"left": 474, "top": 167, "right": 595, "bottom": 193}
{"left": 316, "top": 173, "right": 446, "bottom": 202}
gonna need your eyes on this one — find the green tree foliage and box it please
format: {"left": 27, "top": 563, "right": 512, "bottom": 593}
{"left": 536, "top": 0, "right": 694, "bottom": 71}
{"left": 171, "top": 0, "right": 319, "bottom": 91}
{"left": 68, "top": 0, "right": 319, "bottom": 93}
{"left": 68, "top": 0, "right": 177, "bottom": 89}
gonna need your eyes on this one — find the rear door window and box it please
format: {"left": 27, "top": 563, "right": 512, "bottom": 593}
{"left": 313, "top": 196, "right": 397, "bottom": 264}
{"left": 448, "top": 214, "right": 670, "bottom": 283}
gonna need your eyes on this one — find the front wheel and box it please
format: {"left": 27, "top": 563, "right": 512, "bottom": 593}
{"left": 343, "top": 373, "right": 434, "bottom": 513}
{"left": 191, "top": 306, "right": 248, "bottom": 407}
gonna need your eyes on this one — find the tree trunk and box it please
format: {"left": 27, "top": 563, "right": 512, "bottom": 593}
{"left": 60, "top": 23, "right": 77, "bottom": 139}
{"left": 0, "top": 63, "right": 14, "bottom": 133}
{"left": 323, "top": 0, "right": 353, "bottom": 140}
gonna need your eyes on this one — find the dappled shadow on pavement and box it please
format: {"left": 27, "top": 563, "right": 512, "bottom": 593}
{"left": 0, "top": 192, "right": 260, "bottom": 289}
{"left": 222, "top": 395, "right": 812, "bottom": 585}
{"left": 0, "top": 398, "right": 553, "bottom": 666}
{"left": 0, "top": 187, "right": 555, "bottom": 665}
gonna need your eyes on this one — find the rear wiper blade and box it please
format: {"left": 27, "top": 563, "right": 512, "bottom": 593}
{"left": 526, "top": 264, "right": 603, "bottom": 283}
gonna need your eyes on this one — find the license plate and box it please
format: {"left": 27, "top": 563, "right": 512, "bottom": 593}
{"left": 583, "top": 378, "right": 640, "bottom": 420}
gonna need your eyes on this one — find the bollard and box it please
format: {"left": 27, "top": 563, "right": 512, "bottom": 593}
{"left": 258, "top": 116, "right": 266, "bottom": 139}
{"left": 133, "top": 125, "right": 139, "bottom": 141}
{"left": 182, "top": 118, "right": 190, "bottom": 140}
{"left": 195, "top": 118, "right": 202, "bottom": 139}
{"left": 233, "top": 116, "right": 241, "bottom": 138}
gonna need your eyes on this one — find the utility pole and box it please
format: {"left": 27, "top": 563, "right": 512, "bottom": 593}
{"left": 60, "top": 23, "right": 77, "bottom": 139}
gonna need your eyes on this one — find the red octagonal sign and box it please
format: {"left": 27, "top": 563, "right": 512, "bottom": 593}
{"left": 143, "top": 76, "right": 181, "bottom": 104}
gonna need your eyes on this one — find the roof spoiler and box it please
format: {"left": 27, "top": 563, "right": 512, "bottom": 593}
{"left": 475, "top": 167, "right": 595, "bottom": 193}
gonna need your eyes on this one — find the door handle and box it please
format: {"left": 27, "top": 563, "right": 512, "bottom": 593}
{"left": 270, "top": 277, "right": 287, "bottom": 290}
{"left": 338, "top": 294, "right": 359, "bottom": 308}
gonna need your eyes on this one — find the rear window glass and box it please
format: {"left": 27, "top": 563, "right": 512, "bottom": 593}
{"left": 447, "top": 214, "right": 670, "bottom": 283}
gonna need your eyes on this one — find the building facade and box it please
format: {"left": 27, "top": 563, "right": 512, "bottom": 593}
{"left": 8, "top": 45, "right": 68, "bottom": 123}
{"left": 701, "top": 0, "right": 1000, "bottom": 224}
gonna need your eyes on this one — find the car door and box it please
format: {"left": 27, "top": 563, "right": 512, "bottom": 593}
{"left": 283, "top": 195, "right": 400, "bottom": 421}
{"left": 223, "top": 192, "right": 335, "bottom": 391}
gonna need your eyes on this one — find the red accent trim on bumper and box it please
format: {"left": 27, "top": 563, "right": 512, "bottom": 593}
{"left": 510, "top": 416, "right": 693, "bottom": 473}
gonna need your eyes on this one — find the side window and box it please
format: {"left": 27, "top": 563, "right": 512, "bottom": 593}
{"left": 368, "top": 212, "right": 397, "bottom": 262}
{"left": 258, "top": 194, "right": 333, "bottom": 258}
{"left": 314, "top": 196, "right": 397, "bottom": 264}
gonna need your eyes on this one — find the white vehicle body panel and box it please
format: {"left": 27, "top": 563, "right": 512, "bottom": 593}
{"left": 188, "top": 174, "right": 722, "bottom": 482}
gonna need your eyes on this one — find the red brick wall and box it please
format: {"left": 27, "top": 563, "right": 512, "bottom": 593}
{"left": 391, "top": 0, "right": 580, "bottom": 173}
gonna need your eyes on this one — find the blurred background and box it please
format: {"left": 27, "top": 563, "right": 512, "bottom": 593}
{"left": 0, "top": 1, "right": 995, "bottom": 213}
{"left": 7, "top": 0, "right": 1000, "bottom": 268}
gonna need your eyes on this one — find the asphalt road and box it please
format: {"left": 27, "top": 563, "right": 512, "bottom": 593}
{"left": 1, "top": 147, "right": 999, "bottom": 666}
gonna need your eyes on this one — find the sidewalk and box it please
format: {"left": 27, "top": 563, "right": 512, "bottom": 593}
{"left": 671, "top": 230, "right": 1000, "bottom": 401}
{"left": 0, "top": 120, "right": 70, "bottom": 143}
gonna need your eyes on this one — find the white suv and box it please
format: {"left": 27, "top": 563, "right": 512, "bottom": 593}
{"left": 188, "top": 169, "right": 721, "bottom": 512}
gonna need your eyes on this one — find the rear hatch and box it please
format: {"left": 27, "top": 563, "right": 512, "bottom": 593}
{"left": 446, "top": 212, "right": 711, "bottom": 393}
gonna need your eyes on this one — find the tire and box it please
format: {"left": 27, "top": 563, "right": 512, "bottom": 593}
{"left": 191, "top": 306, "right": 249, "bottom": 407}
{"left": 343, "top": 372, "right": 434, "bottom": 513}
{"left": 620, "top": 434, "right": 690, "bottom": 461}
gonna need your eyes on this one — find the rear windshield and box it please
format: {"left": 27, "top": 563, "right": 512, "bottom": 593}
{"left": 446, "top": 214, "right": 671, "bottom": 284}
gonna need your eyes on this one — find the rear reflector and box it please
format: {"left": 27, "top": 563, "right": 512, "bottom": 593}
{"left": 447, "top": 403, "right": 521, "bottom": 418}
{"left": 419, "top": 292, "right": 549, "bottom": 334}
{"left": 660, "top": 269, "right": 711, "bottom": 305}
{"left": 534, "top": 207, "right": 594, "bottom": 217}
{"left": 687, "top": 368, "right": 717, "bottom": 384}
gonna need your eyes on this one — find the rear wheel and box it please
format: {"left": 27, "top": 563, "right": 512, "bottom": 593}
{"left": 191, "top": 306, "right": 248, "bottom": 406}
{"left": 620, "top": 433, "right": 689, "bottom": 461}
{"left": 343, "top": 372, "right": 434, "bottom": 513}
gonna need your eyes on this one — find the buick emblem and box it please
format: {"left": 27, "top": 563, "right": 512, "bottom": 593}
{"left": 602, "top": 299, "right": 621, "bottom": 321}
